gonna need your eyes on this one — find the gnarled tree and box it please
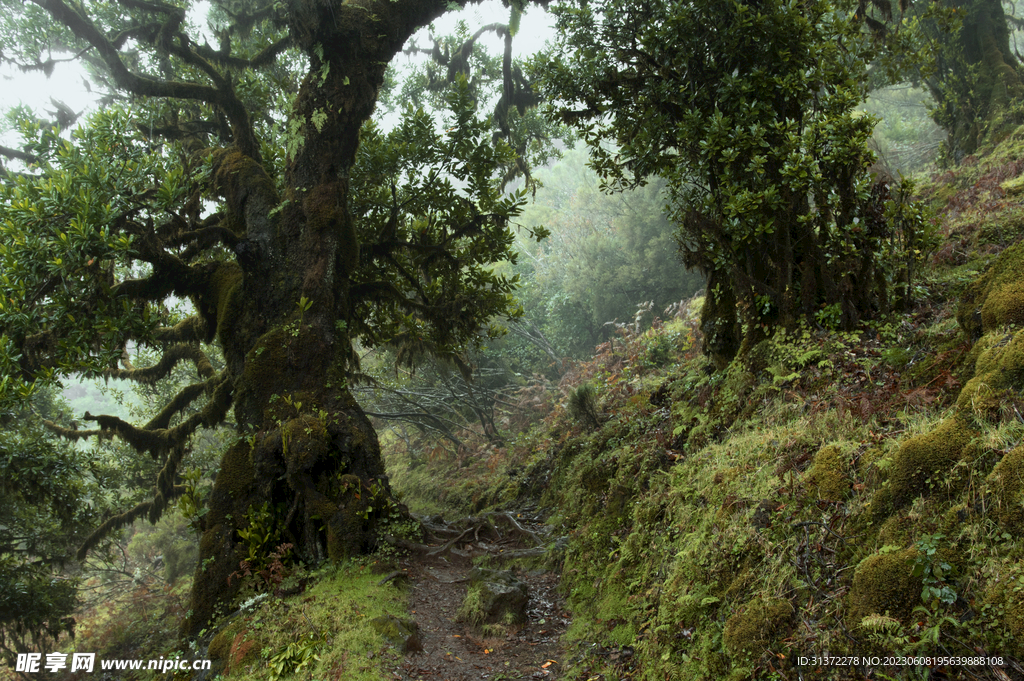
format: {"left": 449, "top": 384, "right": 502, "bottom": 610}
{"left": 0, "top": 0, "right": 545, "bottom": 637}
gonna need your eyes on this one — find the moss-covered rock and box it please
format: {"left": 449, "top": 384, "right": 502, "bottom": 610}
{"left": 457, "top": 568, "right": 529, "bottom": 635}
{"left": 369, "top": 614, "right": 423, "bottom": 653}
{"left": 722, "top": 597, "right": 792, "bottom": 664}
{"left": 804, "top": 444, "right": 850, "bottom": 502}
{"left": 847, "top": 548, "right": 921, "bottom": 626}
{"left": 885, "top": 416, "right": 978, "bottom": 509}
{"left": 958, "top": 240, "right": 1024, "bottom": 339}
{"left": 981, "top": 280, "right": 1024, "bottom": 331}
{"left": 987, "top": 444, "right": 1024, "bottom": 534}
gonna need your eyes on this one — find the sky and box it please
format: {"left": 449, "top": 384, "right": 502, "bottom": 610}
{"left": 0, "top": 1, "right": 556, "bottom": 144}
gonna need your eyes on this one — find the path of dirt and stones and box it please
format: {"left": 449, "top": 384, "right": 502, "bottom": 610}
{"left": 379, "top": 512, "right": 574, "bottom": 681}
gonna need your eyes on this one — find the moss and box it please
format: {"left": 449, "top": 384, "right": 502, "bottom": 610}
{"left": 956, "top": 377, "right": 1012, "bottom": 423}
{"left": 877, "top": 512, "right": 915, "bottom": 548}
{"left": 369, "top": 615, "right": 422, "bottom": 653}
{"left": 971, "top": 331, "right": 1012, "bottom": 377}
{"left": 847, "top": 548, "right": 921, "bottom": 626}
{"left": 804, "top": 444, "right": 850, "bottom": 502}
{"left": 282, "top": 414, "right": 329, "bottom": 472}
{"left": 183, "top": 522, "right": 246, "bottom": 639}
{"left": 235, "top": 325, "right": 328, "bottom": 425}
{"left": 722, "top": 597, "right": 792, "bottom": 664}
{"left": 210, "top": 147, "right": 280, "bottom": 223}
{"left": 981, "top": 280, "right": 1024, "bottom": 330}
{"left": 958, "top": 240, "right": 1024, "bottom": 339}
{"left": 320, "top": 473, "right": 372, "bottom": 562}
{"left": 957, "top": 329, "right": 1024, "bottom": 422}
{"left": 986, "top": 444, "right": 1024, "bottom": 534}
{"left": 983, "top": 564, "right": 1024, "bottom": 658}
{"left": 457, "top": 568, "right": 529, "bottom": 634}
{"left": 208, "top": 618, "right": 244, "bottom": 672}
{"left": 885, "top": 416, "right": 978, "bottom": 509}
{"left": 701, "top": 273, "right": 741, "bottom": 370}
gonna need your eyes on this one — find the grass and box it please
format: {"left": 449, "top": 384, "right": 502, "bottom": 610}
{"left": 196, "top": 560, "right": 410, "bottom": 681}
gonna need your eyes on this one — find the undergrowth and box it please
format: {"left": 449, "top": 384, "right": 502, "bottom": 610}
{"left": 381, "top": 126, "right": 1024, "bottom": 680}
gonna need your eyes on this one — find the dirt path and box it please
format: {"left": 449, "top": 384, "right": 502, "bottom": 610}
{"left": 384, "top": 527, "right": 571, "bottom": 680}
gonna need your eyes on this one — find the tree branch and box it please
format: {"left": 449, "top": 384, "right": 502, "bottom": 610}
{"left": 31, "top": 0, "right": 260, "bottom": 159}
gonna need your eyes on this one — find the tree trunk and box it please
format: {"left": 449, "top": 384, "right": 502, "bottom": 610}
{"left": 930, "top": 0, "right": 1023, "bottom": 158}
{"left": 182, "top": 0, "right": 460, "bottom": 639}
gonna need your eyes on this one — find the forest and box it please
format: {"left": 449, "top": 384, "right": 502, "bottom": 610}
{"left": 2, "top": 0, "right": 1024, "bottom": 679}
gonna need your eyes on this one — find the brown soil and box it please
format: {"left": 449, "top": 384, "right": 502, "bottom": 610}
{"left": 383, "top": 541, "right": 570, "bottom": 680}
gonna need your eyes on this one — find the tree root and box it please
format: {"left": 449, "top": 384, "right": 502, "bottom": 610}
{"left": 383, "top": 510, "right": 564, "bottom": 561}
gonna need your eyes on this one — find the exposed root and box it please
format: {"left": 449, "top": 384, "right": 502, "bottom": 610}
{"left": 384, "top": 511, "right": 564, "bottom": 562}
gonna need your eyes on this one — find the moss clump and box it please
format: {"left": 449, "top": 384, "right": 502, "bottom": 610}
{"left": 958, "top": 240, "right": 1024, "bottom": 339}
{"left": 957, "top": 328, "right": 1024, "bottom": 423}
{"left": 457, "top": 568, "right": 529, "bottom": 635}
{"left": 981, "top": 280, "right": 1024, "bottom": 330}
{"left": 983, "top": 565, "right": 1024, "bottom": 658}
{"left": 369, "top": 614, "right": 423, "bottom": 653}
{"left": 804, "top": 444, "right": 850, "bottom": 502}
{"left": 722, "top": 597, "right": 792, "bottom": 664}
{"left": 877, "top": 512, "right": 915, "bottom": 548}
{"left": 885, "top": 416, "right": 977, "bottom": 509}
{"left": 847, "top": 548, "right": 921, "bottom": 626}
{"left": 207, "top": 618, "right": 246, "bottom": 675}
{"left": 986, "top": 444, "right": 1024, "bottom": 534}
{"left": 210, "top": 147, "right": 279, "bottom": 221}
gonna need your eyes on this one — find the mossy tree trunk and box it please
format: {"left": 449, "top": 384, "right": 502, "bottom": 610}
{"left": 927, "top": 0, "right": 1023, "bottom": 158}
{"left": 183, "top": 0, "right": 473, "bottom": 638}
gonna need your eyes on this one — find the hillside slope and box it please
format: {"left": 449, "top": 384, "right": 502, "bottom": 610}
{"left": 384, "top": 128, "right": 1024, "bottom": 680}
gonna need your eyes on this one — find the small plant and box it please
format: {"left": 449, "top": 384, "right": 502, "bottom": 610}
{"left": 229, "top": 542, "right": 293, "bottom": 592}
{"left": 912, "top": 533, "right": 957, "bottom": 606}
{"left": 267, "top": 621, "right": 327, "bottom": 681}
{"left": 568, "top": 383, "right": 601, "bottom": 430}
{"left": 176, "top": 468, "right": 207, "bottom": 538}
{"left": 236, "top": 502, "right": 278, "bottom": 564}
{"left": 296, "top": 295, "right": 313, "bottom": 324}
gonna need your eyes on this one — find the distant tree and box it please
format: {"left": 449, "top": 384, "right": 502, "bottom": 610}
{"left": 540, "top": 0, "right": 931, "bottom": 367}
{"left": 0, "top": 0, "right": 547, "bottom": 637}
{"left": 0, "top": 386, "right": 99, "bottom": 666}
{"left": 889, "top": 0, "right": 1023, "bottom": 159}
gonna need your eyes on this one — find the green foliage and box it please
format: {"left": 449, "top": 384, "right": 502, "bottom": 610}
{"left": 541, "top": 0, "right": 931, "bottom": 366}
{"left": 912, "top": 533, "right": 957, "bottom": 606}
{"left": 127, "top": 510, "right": 200, "bottom": 585}
{"left": 349, "top": 78, "right": 541, "bottom": 364}
{"left": 267, "top": 628, "right": 325, "bottom": 681}
{"left": 567, "top": 382, "right": 600, "bottom": 430}
{"left": 0, "top": 384, "right": 105, "bottom": 664}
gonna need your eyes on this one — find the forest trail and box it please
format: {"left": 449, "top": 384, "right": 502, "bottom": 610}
{"left": 383, "top": 514, "right": 571, "bottom": 681}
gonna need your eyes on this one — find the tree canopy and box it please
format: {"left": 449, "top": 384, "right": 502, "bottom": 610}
{"left": 539, "top": 0, "right": 934, "bottom": 366}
